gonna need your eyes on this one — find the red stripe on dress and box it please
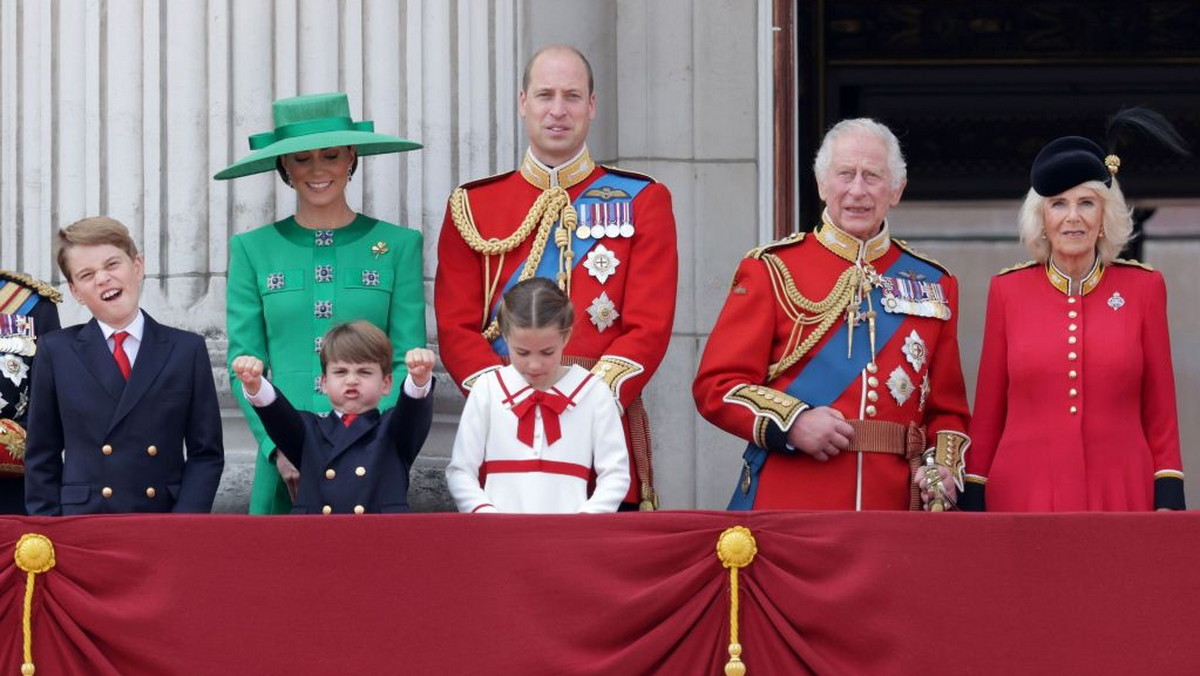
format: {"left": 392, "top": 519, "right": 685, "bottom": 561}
{"left": 480, "top": 459, "right": 591, "bottom": 481}
{"left": 556, "top": 372, "right": 593, "bottom": 406}
{"left": 496, "top": 371, "right": 531, "bottom": 407}
{"left": 470, "top": 503, "right": 494, "bottom": 513}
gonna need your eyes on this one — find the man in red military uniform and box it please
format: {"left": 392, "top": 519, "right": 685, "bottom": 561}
{"left": 1, "top": 271, "right": 61, "bottom": 514}
{"left": 435, "top": 45, "right": 678, "bottom": 510}
{"left": 694, "top": 119, "right": 969, "bottom": 511}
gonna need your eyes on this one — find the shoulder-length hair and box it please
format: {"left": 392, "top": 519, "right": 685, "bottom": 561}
{"left": 1017, "top": 178, "right": 1133, "bottom": 265}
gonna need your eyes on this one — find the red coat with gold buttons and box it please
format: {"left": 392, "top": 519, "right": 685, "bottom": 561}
{"left": 694, "top": 220, "right": 970, "bottom": 510}
{"left": 965, "top": 261, "right": 1185, "bottom": 511}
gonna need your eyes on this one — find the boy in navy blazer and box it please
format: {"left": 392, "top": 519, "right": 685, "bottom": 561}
{"left": 232, "top": 321, "right": 434, "bottom": 514}
{"left": 24, "top": 217, "right": 224, "bottom": 515}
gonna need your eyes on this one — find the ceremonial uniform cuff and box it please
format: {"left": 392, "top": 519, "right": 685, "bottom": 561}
{"left": 764, "top": 421, "right": 795, "bottom": 455}
{"left": 462, "top": 365, "right": 501, "bottom": 391}
{"left": 720, "top": 386, "right": 806, "bottom": 453}
{"left": 590, "top": 356, "right": 645, "bottom": 410}
{"left": 927, "top": 430, "right": 970, "bottom": 491}
{"left": 1153, "top": 471, "right": 1185, "bottom": 510}
{"left": 959, "top": 477, "right": 986, "bottom": 512}
{"left": 722, "top": 384, "right": 809, "bottom": 450}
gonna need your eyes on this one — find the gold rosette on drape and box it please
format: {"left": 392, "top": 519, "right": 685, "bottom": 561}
{"left": 14, "top": 533, "right": 56, "bottom": 675}
{"left": 717, "top": 526, "right": 758, "bottom": 676}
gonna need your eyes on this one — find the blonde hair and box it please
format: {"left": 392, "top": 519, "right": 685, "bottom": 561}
{"left": 1018, "top": 178, "right": 1133, "bottom": 265}
{"left": 56, "top": 216, "right": 140, "bottom": 282}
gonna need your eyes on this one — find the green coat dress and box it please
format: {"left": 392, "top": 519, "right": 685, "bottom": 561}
{"left": 227, "top": 214, "right": 425, "bottom": 514}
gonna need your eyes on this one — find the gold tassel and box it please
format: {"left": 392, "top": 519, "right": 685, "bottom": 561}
{"left": 14, "top": 533, "right": 56, "bottom": 676}
{"left": 717, "top": 526, "right": 758, "bottom": 676}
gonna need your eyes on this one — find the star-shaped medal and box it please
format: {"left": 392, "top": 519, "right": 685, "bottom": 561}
{"left": 584, "top": 245, "right": 621, "bottom": 284}
{"left": 587, "top": 292, "right": 620, "bottom": 332}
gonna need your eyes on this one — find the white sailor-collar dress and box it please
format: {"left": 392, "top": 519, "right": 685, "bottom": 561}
{"left": 446, "top": 364, "right": 630, "bottom": 514}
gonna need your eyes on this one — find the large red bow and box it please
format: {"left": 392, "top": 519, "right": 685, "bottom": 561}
{"left": 510, "top": 390, "right": 571, "bottom": 448}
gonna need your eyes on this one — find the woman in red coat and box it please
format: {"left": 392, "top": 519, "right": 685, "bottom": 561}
{"left": 963, "top": 128, "right": 1186, "bottom": 511}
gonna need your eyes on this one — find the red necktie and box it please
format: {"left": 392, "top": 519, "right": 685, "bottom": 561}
{"left": 342, "top": 413, "right": 357, "bottom": 427}
{"left": 112, "top": 331, "right": 132, "bottom": 381}
{"left": 510, "top": 390, "right": 570, "bottom": 447}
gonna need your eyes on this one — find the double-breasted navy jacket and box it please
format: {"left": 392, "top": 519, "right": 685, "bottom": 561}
{"left": 254, "top": 382, "right": 434, "bottom": 514}
{"left": 24, "top": 312, "right": 225, "bottom": 515}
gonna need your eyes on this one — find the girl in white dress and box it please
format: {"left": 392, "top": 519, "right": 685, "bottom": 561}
{"left": 446, "top": 278, "right": 630, "bottom": 513}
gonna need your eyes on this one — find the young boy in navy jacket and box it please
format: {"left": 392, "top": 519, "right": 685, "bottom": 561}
{"left": 232, "top": 321, "right": 434, "bottom": 514}
{"left": 25, "top": 217, "right": 224, "bottom": 515}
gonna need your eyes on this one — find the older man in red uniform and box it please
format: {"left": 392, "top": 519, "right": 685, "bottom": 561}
{"left": 694, "top": 119, "right": 970, "bottom": 511}
{"left": 435, "top": 45, "right": 677, "bottom": 510}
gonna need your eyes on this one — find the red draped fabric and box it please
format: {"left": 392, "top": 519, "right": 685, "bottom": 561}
{"left": 2, "top": 512, "right": 1198, "bottom": 675}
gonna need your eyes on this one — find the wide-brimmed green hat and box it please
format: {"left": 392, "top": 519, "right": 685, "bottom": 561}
{"left": 214, "top": 92, "right": 421, "bottom": 180}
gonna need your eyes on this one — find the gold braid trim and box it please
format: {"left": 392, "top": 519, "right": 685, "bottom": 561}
{"left": 0, "top": 419, "right": 26, "bottom": 461}
{"left": 998, "top": 260, "right": 1038, "bottom": 276}
{"left": 723, "top": 384, "right": 808, "bottom": 439}
{"left": 762, "top": 253, "right": 860, "bottom": 381}
{"left": 450, "top": 186, "right": 578, "bottom": 341}
{"left": 1113, "top": 257, "right": 1155, "bottom": 272}
{"left": 929, "top": 430, "right": 970, "bottom": 491}
{"left": 0, "top": 270, "right": 62, "bottom": 303}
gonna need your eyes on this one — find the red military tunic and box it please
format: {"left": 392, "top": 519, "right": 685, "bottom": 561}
{"left": 694, "top": 216, "right": 970, "bottom": 510}
{"left": 966, "top": 259, "right": 1185, "bottom": 511}
{"left": 435, "top": 147, "right": 678, "bottom": 506}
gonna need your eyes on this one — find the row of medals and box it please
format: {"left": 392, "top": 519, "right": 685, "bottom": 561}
{"left": 0, "top": 315, "right": 36, "bottom": 357}
{"left": 574, "top": 201, "right": 635, "bottom": 240}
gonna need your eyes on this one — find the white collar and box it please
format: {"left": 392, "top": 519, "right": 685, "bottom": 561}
{"left": 98, "top": 310, "right": 145, "bottom": 342}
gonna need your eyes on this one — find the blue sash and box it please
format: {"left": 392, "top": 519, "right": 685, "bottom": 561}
{"left": 728, "top": 249, "right": 944, "bottom": 510}
{"left": 489, "top": 172, "right": 650, "bottom": 356}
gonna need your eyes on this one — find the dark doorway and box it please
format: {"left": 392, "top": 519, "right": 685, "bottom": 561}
{"left": 791, "top": 0, "right": 1200, "bottom": 241}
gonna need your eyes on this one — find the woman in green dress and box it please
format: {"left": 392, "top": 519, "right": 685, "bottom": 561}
{"left": 216, "top": 92, "right": 424, "bottom": 514}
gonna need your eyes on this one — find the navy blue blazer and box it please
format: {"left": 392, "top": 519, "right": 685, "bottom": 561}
{"left": 24, "top": 312, "right": 224, "bottom": 515}
{"left": 255, "top": 379, "right": 434, "bottom": 514}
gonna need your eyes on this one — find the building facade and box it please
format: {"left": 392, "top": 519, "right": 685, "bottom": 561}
{"left": 3, "top": 0, "right": 1197, "bottom": 510}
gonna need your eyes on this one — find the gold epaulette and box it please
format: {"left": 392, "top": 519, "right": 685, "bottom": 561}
{"left": 457, "top": 169, "right": 517, "bottom": 192}
{"left": 0, "top": 270, "right": 62, "bottom": 303}
{"left": 1112, "top": 258, "right": 1156, "bottom": 272}
{"left": 997, "top": 260, "right": 1038, "bottom": 276}
{"left": 746, "top": 232, "right": 805, "bottom": 260}
{"left": 893, "top": 239, "right": 951, "bottom": 274}
{"left": 599, "top": 164, "right": 658, "bottom": 184}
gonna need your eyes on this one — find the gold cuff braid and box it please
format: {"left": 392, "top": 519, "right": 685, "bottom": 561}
{"left": 590, "top": 356, "right": 645, "bottom": 408}
{"left": 723, "top": 384, "right": 808, "bottom": 445}
{"left": 927, "top": 430, "right": 969, "bottom": 491}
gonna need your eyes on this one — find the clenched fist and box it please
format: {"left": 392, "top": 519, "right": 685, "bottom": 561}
{"left": 405, "top": 348, "right": 436, "bottom": 388}
{"left": 232, "top": 355, "right": 266, "bottom": 396}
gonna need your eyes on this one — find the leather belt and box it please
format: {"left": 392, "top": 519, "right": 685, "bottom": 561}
{"left": 846, "top": 420, "right": 925, "bottom": 460}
